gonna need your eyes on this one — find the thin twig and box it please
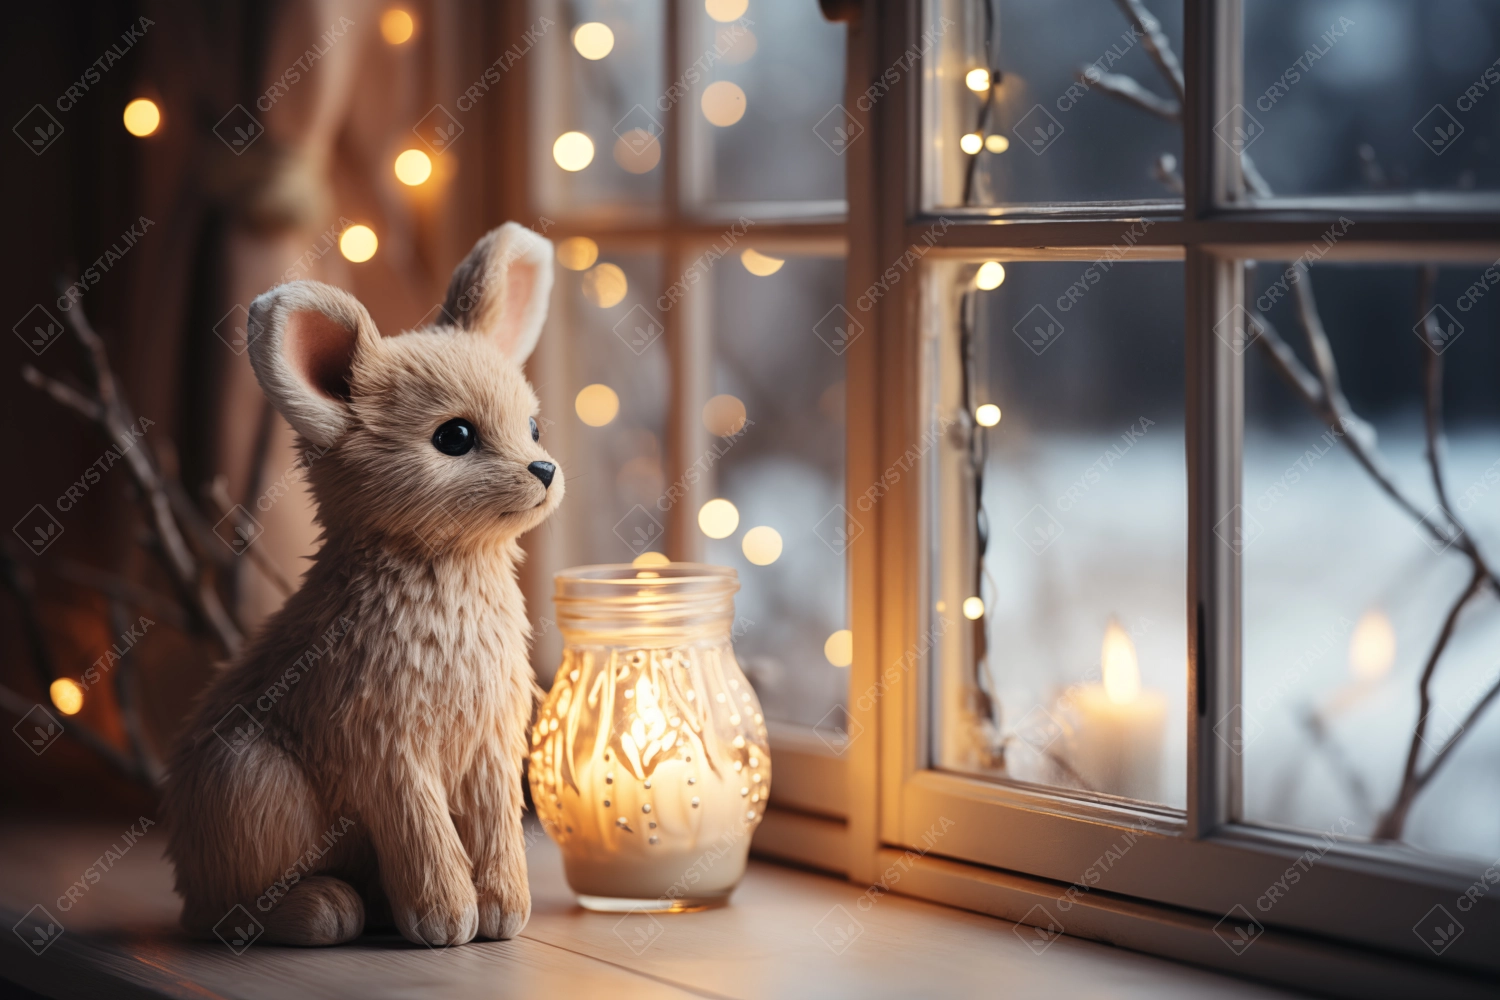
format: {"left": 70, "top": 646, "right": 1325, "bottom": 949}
{"left": 206, "top": 478, "right": 295, "bottom": 598}
{"left": 1078, "top": 69, "right": 1179, "bottom": 121}
{"left": 109, "top": 598, "right": 162, "bottom": 784}
{"left": 1375, "top": 566, "right": 1486, "bottom": 840}
{"left": 46, "top": 285, "right": 242, "bottom": 655}
{"left": 45, "top": 558, "right": 188, "bottom": 628}
{"left": 20, "top": 366, "right": 103, "bottom": 421}
{"left": 1112, "top": 0, "right": 1184, "bottom": 104}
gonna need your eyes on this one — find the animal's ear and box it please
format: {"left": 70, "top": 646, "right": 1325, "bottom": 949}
{"left": 246, "top": 281, "right": 381, "bottom": 448}
{"left": 440, "top": 222, "right": 553, "bottom": 363}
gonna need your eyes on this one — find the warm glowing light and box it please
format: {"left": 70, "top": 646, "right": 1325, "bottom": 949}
{"left": 633, "top": 551, "right": 671, "bottom": 568}
{"left": 965, "top": 68, "right": 991, "bottom": 92}
{"left": 706, "top": 0, "right": 750, "bottom": 22}
{"left": 1349, "top": 609, "right": 1396, "bottom": 681}
{"left": 339, "top": 224, "right": 378, "bottom": 263}
{"left": 740, "top": 248, "right": 784, "bottom": 276}
{"left": 824, "top": 629, "right": 854, "bottom": 667}
{"left": 575, "top": 383, "right": 620, "bottom": 427}
{"left": 122, "top": 98, "right": 160, "bottom": 137}
{"left": 742, "top": 526, "right": 783, "bottom": 566}
{"left": 985, "top": 134, "right": 1010, "bottom": 153}
{"left": 557, "top": 237, "right": 599, "bottom": 271}
{"left": 380, "top": 9, "right": 415, "bottom": 44}
{"left": 701, "top": 81, "right": 747, "bottom": 127}
{"left": 613, "top": 130, "right": 661, "bottom": 173}
{"left": 573, "top": 22, "right": 615, "bottom": 60}
{"left": 959, "top": 132, "right": 983, "bottom": 155}
{"left": 975, "top": 261, "right": 1006, "bottom": 290}
{"left": 962, "top": 596, "right": 985, "bottom": 620}
{"left": 698, "top": 498, "right": 740, "bottom": 539}
{"left": 553, "top": 131, "right": 595, "bottom": 171}
{"left": 393, "top": 148, "right": 432, "bottom": 185}
{"left": 581, "top": 262, "right": 628, "bottom": 307}
{"left": 1101, "top": 618, "right": 1141, "bottom": 705}
{"left": 702, "top": 394, "right": 748, "bottom": 436}
{"left": 50, "top": 678, "right": 83, "bottom": 716}
{"left": 975, "top": 404, "right": 1001, "bottom": 427}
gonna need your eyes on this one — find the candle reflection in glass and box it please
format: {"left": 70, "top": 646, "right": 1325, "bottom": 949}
{"left": 1068, "top": 618, "right": 1167, "bottom": 802}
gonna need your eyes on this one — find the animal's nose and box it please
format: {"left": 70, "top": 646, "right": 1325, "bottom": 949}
{"left": 528, "top": 461, "right": 556, "bottom": 488}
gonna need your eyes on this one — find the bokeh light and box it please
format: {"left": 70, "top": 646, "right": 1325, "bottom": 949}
{"left": 706, "top": 0, "right": 750, "bottom": 22}
{"left": 50, "top": 677, "right": 83, "bottom": 716}
{"left": 824, "top": 630, "right": 853, "bottom": 667}
{"left": 581, "top": 262, "right": 628, "bottom": 307}
{"left": 975, "top": 403, "right": 1002, "bottom": 427}
{"left": 965, "top": 68, "right": 991, "bottom": 92}
{"left": 740, "top": 248, "right": 784, "bottom": 276}
{"left": 633, "top": 551, "right": 671, "bottom": 568}
{"left": 701, "top": 81, "right": 747, "bottom": 127}
{"left": 575, "top": 384, "right": 620, "bottom": 427}
{"left": 339, "top": 224, "right": 378, "bottom": 263}
{"left": 613, "top": 130, "right": 661, "bottom": 173}
{"left": 393, "top": 148, "right": 432, "bottom": 185}
{"left": 698, "top": 498, "right": 740, "bottom": 539}
{"left": 380, "top": 9, "right": 415, "bottom": 44}
{"left": 742, "top": 526, "right": 783, "bottom": 566}
{"left": 962, "top": 596, "right": 985, "bottom": 620}
{"left": 122, "top": 98, "right": 160, "bottom": 137}
{"left": 553, "top": 131, "right": 595, "bottom": 171}
{"left": 959, "top": 132, "right": 983, "bottom": 155}
{"left": 702, "top": 394, "right": 748, "bottom": 436}
{"left": 557, "top": 237, "right": 599, "bottom": 271}
{"left": 976, "top": 261, "right": 1006, "bottom": 290}
{"left": 573, "top": 22, "right": 615, "bottom": 60}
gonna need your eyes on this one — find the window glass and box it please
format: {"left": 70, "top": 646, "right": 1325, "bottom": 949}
{"left": 1239, "top": 258, "right": 1500, "bottom": 861}
{"left": 931, "top": 259, "right": 1188, "bottom": 808}
{"left": 925, "top": 0, "right": 1185, "bottom": 208}
{"left": 686, "top": 0, "right": 847, "bottom": 207}
{"left": 1235, "top": 0, "right": 1500, "bottom": 201}
{"left": 705, "top": 249, "right": 849, "bottom": 730}
{"left": 533, "top": 0, "right": 665, "bottom": 216}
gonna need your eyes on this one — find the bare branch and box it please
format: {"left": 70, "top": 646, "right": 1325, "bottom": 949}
{"left": 44, "top": 558, "right": 188, "bottom": 628}
{"left": 1112, "top": 0, "right": 1184, "bottom": 105}
{"left": 1079, "top": 68, "right": 1180, "bottom": 121}
{"left": 1151, "top": 153, "right": 1184, "bottom": 196}
{"left": 20, "top": 365, "right": 102, "bottom": 422}
{"left": 1248, "top": 311, "right": 1323, "bottom": 408}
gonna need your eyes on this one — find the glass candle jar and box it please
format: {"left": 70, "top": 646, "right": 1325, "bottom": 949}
{"left": 529, "top": 564, "right": 771, "bottom": 912}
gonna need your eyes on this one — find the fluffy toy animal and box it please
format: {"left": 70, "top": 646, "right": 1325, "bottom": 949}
{"left": 162, "top": 223, "right": 564, "bottom": 948}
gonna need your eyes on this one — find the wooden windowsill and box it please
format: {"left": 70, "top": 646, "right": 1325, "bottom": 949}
{"left": 0, "top": 820, "right": 1300, "bottom": 999}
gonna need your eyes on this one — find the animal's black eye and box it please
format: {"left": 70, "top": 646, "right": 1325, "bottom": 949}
{"left": 529, "top": 417, "right": 540, "bottom": 442}
{"left": 432, "top": 418, "right": 476, "bottom": 456}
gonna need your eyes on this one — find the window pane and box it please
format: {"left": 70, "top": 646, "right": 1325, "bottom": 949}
{"left": 924, "top": 0, "right": 1184, "bottom": 208}
{"left": 533, "top": 0, "right": 665, "bottom": 217}
{"left": 1240, "top": 259, "right": 1500, "bottom": 862}
{"left": 534, "top": 250, "right": 669, "bottom": 682}
{"left": 706, "top": 249, "right": 848, "bottom": 730}
{"left": 1234, "top": 1, "right": 1500, "bottom": 201}
{"left": 931, "top": 259, "right": 1188, "bottom": 808}
{"left": 685, "top": 0, "right": 846, "bottom": 207}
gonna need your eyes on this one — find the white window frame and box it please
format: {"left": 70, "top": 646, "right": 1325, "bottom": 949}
{"left": 838, "top": 0, "right": 1500, "bottom": 994}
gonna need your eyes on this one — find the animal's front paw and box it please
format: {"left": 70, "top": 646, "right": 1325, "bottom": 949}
{"left": 394, "top": 880, "right": 479, "bottom": 947}
{"left": 476, "top": 864, "right": 530, "bottom": 940}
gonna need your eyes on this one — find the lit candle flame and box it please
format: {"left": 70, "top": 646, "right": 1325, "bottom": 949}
{"left": 1101, "top": 618, "right": 1140, "bottom": 705}
{"left": 1349, "top": 609, "right": 1395, "bottom": 681}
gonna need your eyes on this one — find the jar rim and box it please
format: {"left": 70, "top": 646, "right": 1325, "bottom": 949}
{"left": 554, "top": 563, "right": 739, "bottom": 588}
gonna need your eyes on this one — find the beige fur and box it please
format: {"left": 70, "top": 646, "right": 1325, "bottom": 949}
{"left": 163, "top": 223, "right": 563, "bottom": 948}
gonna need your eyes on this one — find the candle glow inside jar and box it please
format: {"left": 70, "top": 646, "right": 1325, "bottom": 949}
{"left": 529, "top": 564, "right": 771, "bottom": 912}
